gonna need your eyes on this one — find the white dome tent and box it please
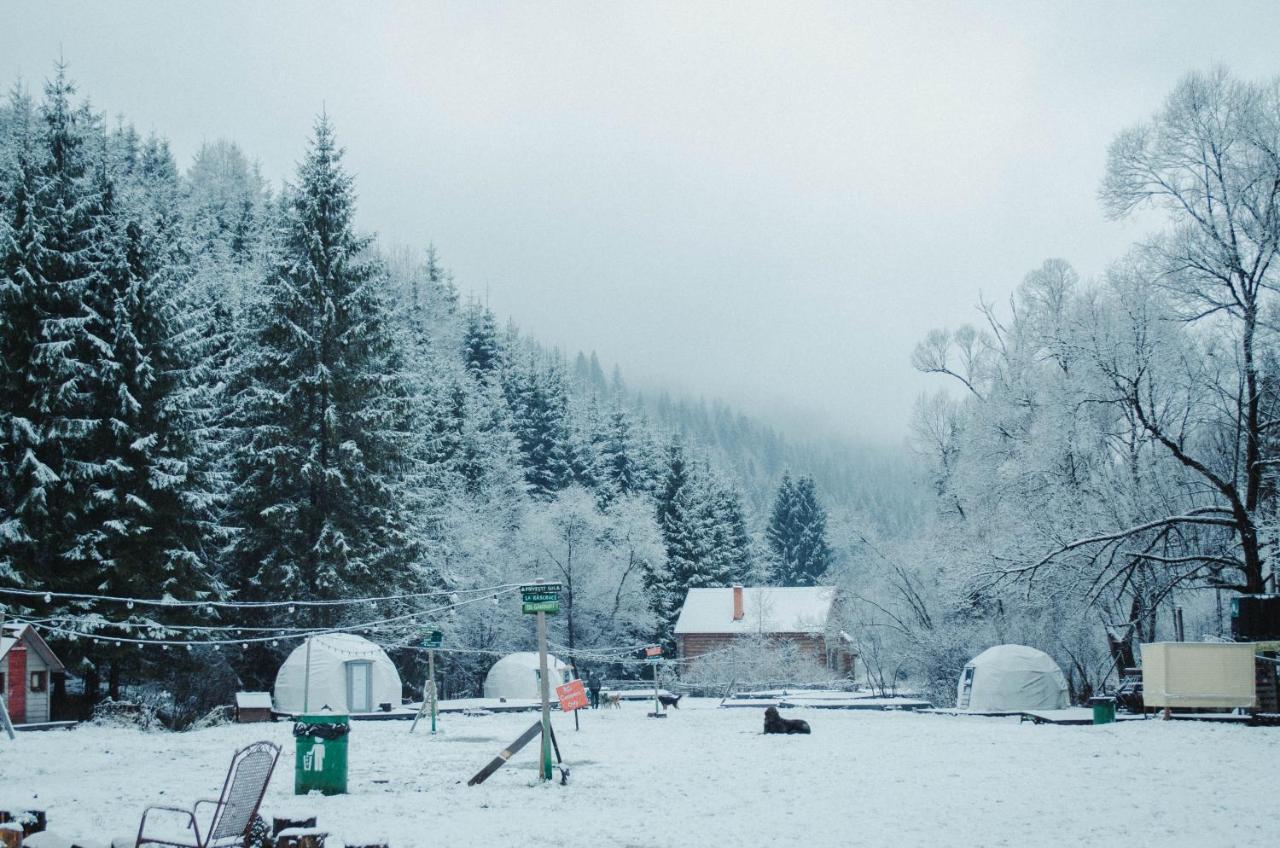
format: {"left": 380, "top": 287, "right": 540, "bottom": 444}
{"left": 483, "top": 651, "right": 571, "bottom": 700}
{"left": 956, "top": 644, "right": 1069, "bottom": 711}
{"left": 274, "top": 633, "right": 403, "bottom": 714}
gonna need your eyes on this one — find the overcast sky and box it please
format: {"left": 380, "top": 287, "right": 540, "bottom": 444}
{"left": 5, "top": 1, "right": 1280, "bottom": 443}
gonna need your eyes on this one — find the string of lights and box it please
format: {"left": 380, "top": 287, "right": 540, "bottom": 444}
{"left": 0, "top": 582, "right": 525, "bottom": 610}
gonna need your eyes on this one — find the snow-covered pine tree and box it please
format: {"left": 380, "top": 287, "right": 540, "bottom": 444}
{"left": 503, "top": 355, "right": 573, "bottom": 498}
{"left": 767, "top": 473, "right": 832, "bottom": 586}
{"left": 1, "top": 68, "right": 111, "bottom": 600}
{"left": 225, "top": 117, "right": 423, "bottom": 627}
{"left": 0, "top": 85, "right": 40, "bottom": 585}
{"left": 462, "top": 302, "right": 502, "bottom": 381}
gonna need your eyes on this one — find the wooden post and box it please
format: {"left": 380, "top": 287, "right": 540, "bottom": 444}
{"left": 0, "top": 606, "right": 13, "bottom": 741}
{"left": 537, "top": 607, "right": 553, "bottom": 781}
{"left": 467, "top": 720, "right": 543, "bottom": 786}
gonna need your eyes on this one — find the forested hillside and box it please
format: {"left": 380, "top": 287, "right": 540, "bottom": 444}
{"left": 0, "top": 67, "right": 910, "bottom": 718}
{"left": 844, "top": 68, "right": 1280, "bottom": 705}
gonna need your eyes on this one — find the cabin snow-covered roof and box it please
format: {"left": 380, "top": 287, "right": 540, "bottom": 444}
{"left": 1, "top": 622, "right": 67, "bottom": 672}
{"left": 674, "top": 587, "right": 837, "bottom": 635}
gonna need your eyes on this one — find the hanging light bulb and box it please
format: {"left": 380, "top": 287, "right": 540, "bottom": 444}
{"left": 288, "top": 605, "right": 296, "bottom": 615}
{"left": 213, "top": 644, "right": 221, "bottom": 651}
{"left": 272, "top": 640, "right": 279, "bottom": 647}
{"left": 186, "top": 643, "right": 193, "bottom": 652}
{"left": 44, "top": 592, "right": 52, "bottom": 603}
{"left": 492, "top": 595, "right": 500, "bottom": 605}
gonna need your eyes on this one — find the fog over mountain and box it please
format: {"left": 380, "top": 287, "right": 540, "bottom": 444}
{"left": 9, "top": 2, "right": 1280, "bottom": 442}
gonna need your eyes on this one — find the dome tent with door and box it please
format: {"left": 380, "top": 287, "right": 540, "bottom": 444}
{"left": 483, "top": 652, "right": 571, "bottom": 700}
{"left": 955, "top": 644, "right": 1069, "bottom": 711}
{"left": 274, "top": 633, "right": 403, "bottom": 714}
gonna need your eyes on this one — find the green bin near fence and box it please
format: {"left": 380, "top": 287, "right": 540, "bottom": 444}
{"left": 293, "top": 713, "right": 350, "bottom": 795}
{"left": 1088, "top": 696, "right": 1116, "bottom": 725}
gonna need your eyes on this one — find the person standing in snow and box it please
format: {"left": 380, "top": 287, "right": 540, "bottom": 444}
{"left": 587, "top": 671, "right": 602, "bottom": 709}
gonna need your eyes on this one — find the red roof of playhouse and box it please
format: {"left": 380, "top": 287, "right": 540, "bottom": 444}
{"left": 1, "top": 622, "right": 67, "bottom": 672}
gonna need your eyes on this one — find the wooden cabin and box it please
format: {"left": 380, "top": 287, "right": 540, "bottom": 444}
{"left": 673, "top": 585, "right": 855, "bottom": 675}
{"left": 2, "top": 622, "right": 66, "bottom": 725}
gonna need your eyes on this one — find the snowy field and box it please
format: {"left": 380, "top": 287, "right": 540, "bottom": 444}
{"left": 6, "top": 699, "right": 1279, "bottom": 848}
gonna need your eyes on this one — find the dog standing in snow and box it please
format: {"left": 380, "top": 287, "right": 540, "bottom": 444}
{"left": 763, "top": 705, "right": 810, "bottom": 734}
{"left": 658, "top": 693, "right": 682, "bottom": 710}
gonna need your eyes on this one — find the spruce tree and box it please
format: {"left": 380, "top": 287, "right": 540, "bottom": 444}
{"left": 766, "top": 473, "right": 833, "bottom": 586}
{"left": 226, "top": 117, "right": 421, "bottom": 623}
{"left": 462, "top": 303, "right": 502, "bottom": 381}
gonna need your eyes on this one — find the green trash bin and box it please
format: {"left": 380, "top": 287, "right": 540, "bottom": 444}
{"left": 1089, "top": 696, "right": 1116, "bottom": 725}
{"left": 293, "top": 713, "right": 350, "bottom": 795}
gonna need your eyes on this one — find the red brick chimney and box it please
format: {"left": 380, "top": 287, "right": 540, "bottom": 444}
{"left": 732, "top": 584, "right": 744, "bottom": 621}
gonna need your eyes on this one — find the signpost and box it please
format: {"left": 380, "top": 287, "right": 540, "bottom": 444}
{"left": 412, "top": 630, "right": 444, "bottom": 734}
{"left": 521, "top": 582, "right": 562, "bottom": 781}
{"left": 556, "top": 679, "right": 589, "bottom": 713}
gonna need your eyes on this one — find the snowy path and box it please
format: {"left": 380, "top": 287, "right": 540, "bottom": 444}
{"left": 4, "top": 700, "right": 1276, "bottom": 847}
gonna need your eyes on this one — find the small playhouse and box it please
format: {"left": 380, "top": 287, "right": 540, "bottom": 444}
{"left": 483, "top": 652, "right": 571, "bottom": 700}
{"left": 2, "top": 622, "right": 66, "bottom": 725}
{"left": 956, "top": 644, "right": 1069, "bottom": 712}
{"left": 273, "top": 633, "right": 403, "bottom": 715}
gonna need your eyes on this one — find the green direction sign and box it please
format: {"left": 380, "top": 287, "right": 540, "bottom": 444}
{"left": 520, "top": 583, "right": 562, "bottom": 615}
{"left": 423, "top": 630, "right": 443, "bottom": 649}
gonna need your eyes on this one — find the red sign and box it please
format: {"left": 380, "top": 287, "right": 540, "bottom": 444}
{"left": 644, "top": 646, "right": 662, "bottom": 657}
{"left": 556, "top": 679, "right": 589, "bottom": 712}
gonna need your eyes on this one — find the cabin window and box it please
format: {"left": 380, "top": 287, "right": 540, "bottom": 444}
{"left": 30, "top": 671, "right": 47, "bottom": 693}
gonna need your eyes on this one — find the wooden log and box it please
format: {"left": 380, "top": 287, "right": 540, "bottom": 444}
{"left": 344, "top": 843, "right": 390, "bottom": 848}
{"left": 467, "top": 720, "right": 543, "bottom": 786}
{"left": 276, "top": 828, "right": 327, "bottom": 848}
{"left": 273, "top": 816, "right": 318, "bottom": 837}
{"left": 0, "top": 822, "right": 23, "bottom": 848}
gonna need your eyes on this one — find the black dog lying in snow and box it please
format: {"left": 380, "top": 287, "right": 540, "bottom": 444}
{"left": 763, "top": 705, "right": 811, "bottom": 735}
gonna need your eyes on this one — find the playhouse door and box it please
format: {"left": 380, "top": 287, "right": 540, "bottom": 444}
{"left": 346, "top": 661, "right": 372, "bottom": 712}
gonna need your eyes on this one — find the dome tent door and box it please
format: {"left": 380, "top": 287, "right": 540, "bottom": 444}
{"left": 346, "top": 660, "right": 372, "bottom": 712}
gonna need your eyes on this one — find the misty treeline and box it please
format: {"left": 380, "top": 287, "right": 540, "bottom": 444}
{"left": 0, "top": 67, "right": 898, "bottom": 722}
{"left": 842, "top": 67, "right": 1280, "bottom": 705}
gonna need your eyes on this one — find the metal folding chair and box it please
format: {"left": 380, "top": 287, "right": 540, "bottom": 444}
{"left": 135, "top": 740, "right": 280, "bottom": 848}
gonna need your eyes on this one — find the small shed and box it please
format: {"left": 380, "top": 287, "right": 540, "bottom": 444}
{"left": 956, "top": 644, "right": 1069, "bottom": 711}
{"left": 1140, "top": 642, "right": 1257, "bottom": 709}
{"left": 483, "top": 652, "right": 571, "bottom": 700}
{"left": 235, "top": 691, "right": 274, "bottom": 723}
{"left": 273, "top": 634, "right": 403, "bottom": 715}
{"left": 2, "top": 622, "right": 66, "bottom": 725}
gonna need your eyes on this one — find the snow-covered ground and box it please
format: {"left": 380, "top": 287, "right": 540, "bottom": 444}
{"left": 5, "top": 699, "right": 1277, "bottom": 847}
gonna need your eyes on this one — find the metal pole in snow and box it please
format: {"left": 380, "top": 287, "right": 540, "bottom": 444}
{"left": 429, "top": 648, "right": 437, "bottom": 734}
{"left": 537, "top": 608, "right": 553, "bottom": 781}
{"left": 303, "top": 636, "right": 312, "bottom": 713}
{"left": 653, "top": 660, "right": 660, "bottom": 715}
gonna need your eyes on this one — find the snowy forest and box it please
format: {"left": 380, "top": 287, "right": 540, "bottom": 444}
{"left": 3, "top": 63, "right": 1279, "bottom": 722}
{"left": 0, "top": 66, "right": 911, "bottom": 722}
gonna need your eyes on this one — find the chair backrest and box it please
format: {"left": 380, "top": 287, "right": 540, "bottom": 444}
{"left": 208, "top": 741, "right": 280, "bottom": 842}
